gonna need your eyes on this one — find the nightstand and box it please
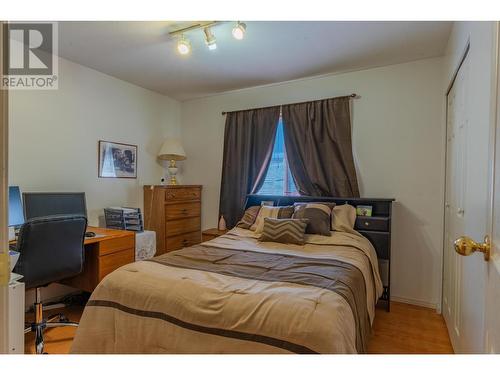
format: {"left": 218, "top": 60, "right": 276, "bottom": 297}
{"left": 354, "top": 215, "right": 392, "bottom": 312}
{"left": 202, "top": 228, "right": 229, "bottom": 242}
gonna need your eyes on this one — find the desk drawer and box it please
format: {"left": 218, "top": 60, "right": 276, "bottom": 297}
{"left": 99, "top": 235, "right": 135, "bottom": 256}
{"left": 355, "top": 216, "right": 390, "bottom": 232}
{"left": 166, "top": 231, "right": 201, "bottom": 252}
{"left": 166, "top": 188, "right": 201, "bottom": 202}
{"left": 98, "top": 249, "right": 134, "bottom": 280}
{"left": 166, "top": 217, "right": 201, "bottom": 237}
{"left": 165, "top": 202, "right": 201, "bottom": 220}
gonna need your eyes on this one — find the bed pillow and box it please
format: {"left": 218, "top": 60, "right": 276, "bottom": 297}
{"left": 293, "top": 201, "right": 336, "bottom": 214}
{"left": 259, "top": 218, "right": 309, "bottom": 245}
{"left": 236, "top": 206, "right": 261, "bottom": 229}
{"left": 292, "top": 202, "right": 334, "bottom": 236}
{"left": 251, "top": 205, "right": 295, "bottom": 233}
{"left": 331, "top": 204, "right": 357, "bottom": 232}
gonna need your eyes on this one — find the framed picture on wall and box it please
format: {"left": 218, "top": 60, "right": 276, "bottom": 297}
{"left": 98, "top": 140, "right": 137, "bottom": 178}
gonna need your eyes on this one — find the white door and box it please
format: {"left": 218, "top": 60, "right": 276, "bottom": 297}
{"left": 0, "top": 20, "right": 10, "bottom": 354}
{"left": 444, "top": 23, "right": 500, "bottom": 354}
{"left": 485, "top": 25, "right": 500, "bottom": 353}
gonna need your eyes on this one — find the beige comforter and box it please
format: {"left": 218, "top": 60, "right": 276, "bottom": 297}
{"left": 71, "top": 228, "right": 382, "bottom": 354}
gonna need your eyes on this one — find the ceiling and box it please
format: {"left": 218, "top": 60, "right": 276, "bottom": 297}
{"left": 58, "top": 21, "right": 452, "bottom": 101}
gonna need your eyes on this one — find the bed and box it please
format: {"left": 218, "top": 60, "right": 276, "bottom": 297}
{"left": 71, "top": 196, "right": 391, "bottom": 354}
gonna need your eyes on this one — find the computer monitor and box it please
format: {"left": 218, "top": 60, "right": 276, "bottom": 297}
{"left": 8, "top": 186, "right": 24, "bottom": 227}
{"left": 23, "top": 192, "right": 87, "bottom": 220}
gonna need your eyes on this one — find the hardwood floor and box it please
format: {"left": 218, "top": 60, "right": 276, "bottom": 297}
{"left": 368, "top": 302, "right": 453, "bottom": 354}
{"left": 25, "top": 301, "right": 453, "bottom": 354}
{"left": 24, "top": 306, "right": 82, "bottom": 354}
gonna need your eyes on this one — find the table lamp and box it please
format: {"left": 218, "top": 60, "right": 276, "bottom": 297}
{"left": 158, "top": 138, "right": 186, "bottom": 185}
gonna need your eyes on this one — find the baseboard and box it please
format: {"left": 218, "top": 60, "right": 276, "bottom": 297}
{"left": 391, "top": 295, "right": 438, "bottom": 310}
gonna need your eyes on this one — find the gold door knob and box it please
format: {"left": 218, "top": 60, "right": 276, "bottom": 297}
{"left": 454, "top": 235, "right": 490, "bottom": 261}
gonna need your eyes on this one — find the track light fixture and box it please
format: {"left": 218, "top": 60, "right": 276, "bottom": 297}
{"left": 176, "top": 35, "right": 191, "bottom": 55}
{"left": 170, "top": 22, "right": 247, "bottom": 56}
{"left": 203, "top": 27, "right": 217, "bottom": 50}
{"left": 232, "top": 22, "right": 246, "bottom": 40}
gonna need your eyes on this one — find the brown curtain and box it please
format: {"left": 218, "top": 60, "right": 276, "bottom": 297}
{"left": 219, "top": 106, "right": 281, "bottom": 228}
{"left": 282, "top": 96, "right": 359, "bottom": 197}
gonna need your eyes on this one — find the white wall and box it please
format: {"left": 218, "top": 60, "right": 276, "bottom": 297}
{"left": 180, "top": 57, "right": 446, "bottom": 308}
{"left": 9, "top": 57, "right": 181, "bottom": 226}
{"left": 9, "top": 57, "right": 181, "bottom": 306}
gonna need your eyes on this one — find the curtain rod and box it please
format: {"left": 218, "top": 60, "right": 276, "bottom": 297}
{"left": 221, "top": 93, "right": 358, "bottom": 115}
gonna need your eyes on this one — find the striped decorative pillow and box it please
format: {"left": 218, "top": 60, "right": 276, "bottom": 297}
{"left": 236, "top": 206, "right": 261, "bottom": 229}
{"left": 259, "top": 218, "right": 309, "bottom": 245}
{"left": 250, "top": 205, "right": 295, "bottom": 233}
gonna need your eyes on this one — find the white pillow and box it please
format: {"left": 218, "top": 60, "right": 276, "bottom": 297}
{"left": 331, "top": 204, "right": 356, "bottom": 232}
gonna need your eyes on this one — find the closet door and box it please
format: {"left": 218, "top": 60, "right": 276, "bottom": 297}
{"left": 443, "top": 51, "right": 469, "bottom": 351}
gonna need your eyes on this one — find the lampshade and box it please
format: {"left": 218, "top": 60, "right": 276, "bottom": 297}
{"left": 158, "top": 138, "right": 186, "bottom": 161}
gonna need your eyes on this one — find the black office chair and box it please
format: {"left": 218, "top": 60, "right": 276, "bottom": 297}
{"left": 13, "top": 215, "right": 87, "bottom": 354}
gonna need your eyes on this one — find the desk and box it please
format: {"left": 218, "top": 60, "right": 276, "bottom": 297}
{"left": 61, "top": 226, "right": 136, "bottom": 292}
{"left": 11, "top": 226, "right": 136, "bottom": 293}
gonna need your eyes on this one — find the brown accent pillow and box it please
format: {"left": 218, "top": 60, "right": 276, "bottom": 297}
{"left": 236, "top": 206, "right": 261, "bottom": 229}
{"left": 292, "top": 203, "right": 334, "bottom": 236}
{"left": 251, "top": 205, "right": 295, "bottom": 233}
{"left": 259, "top": 217, "right": 309, "bottom": 245}
{"left": 293, "top": 201, "right": 336, "bottom": 210}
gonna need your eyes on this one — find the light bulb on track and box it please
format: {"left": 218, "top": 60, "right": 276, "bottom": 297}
{"left": 203, "top": 27, "right": 217, "bottom": 50}
{"left": 177, "top": 35, "right": 191, "bottom": 55}
{"left": 232, "top": 22, "right": 246, "bottom": 40}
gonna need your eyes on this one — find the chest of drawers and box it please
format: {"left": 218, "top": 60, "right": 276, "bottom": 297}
{"left": 144, "top": 185, "right": 202, "bottom": 255}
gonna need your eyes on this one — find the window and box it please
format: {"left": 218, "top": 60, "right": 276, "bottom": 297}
{"left": 257, "top": 119, "right": 298, "bottom": 196}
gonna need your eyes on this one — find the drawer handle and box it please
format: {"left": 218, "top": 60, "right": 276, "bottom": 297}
{"left": 364, "top": 221, "right": 370, "bottom": 226}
